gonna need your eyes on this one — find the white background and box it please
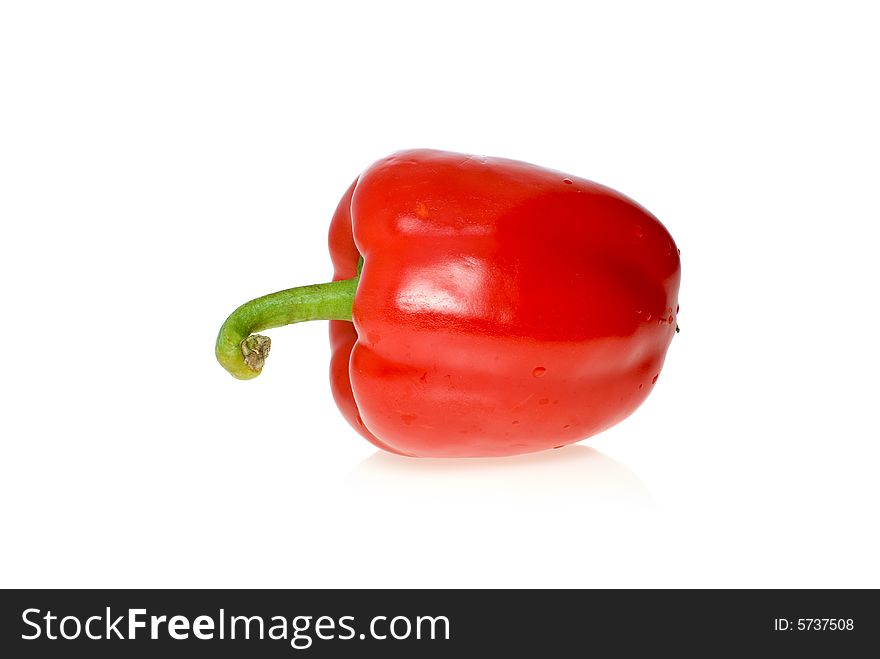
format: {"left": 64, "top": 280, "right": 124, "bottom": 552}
{"left": 2, "top": 1, "right": 878, "bottom": 588}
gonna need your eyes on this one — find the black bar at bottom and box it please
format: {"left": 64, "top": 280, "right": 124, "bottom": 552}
{"left": 1, "top": 589, "right": 875, "bottom": 657}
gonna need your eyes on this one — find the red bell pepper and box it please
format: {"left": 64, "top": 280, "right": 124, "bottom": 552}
{"left": 216, "top": 149, "right": 681, "bottom": 457}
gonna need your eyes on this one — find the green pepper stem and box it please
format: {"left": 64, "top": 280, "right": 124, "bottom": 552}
{"left": 216, "top": 274, "right": 358, "bottom": 380}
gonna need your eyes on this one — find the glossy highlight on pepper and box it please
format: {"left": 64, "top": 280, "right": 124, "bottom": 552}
{"left": 216, "top": 149, "right": 681, "bottom": 457}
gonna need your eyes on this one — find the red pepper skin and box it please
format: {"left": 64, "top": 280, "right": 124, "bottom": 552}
{"left": 328, "top": 181, "right": 406, "bottom": 455}
{"left": 328, "top": 149, "right": 680, "bottom": 458}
